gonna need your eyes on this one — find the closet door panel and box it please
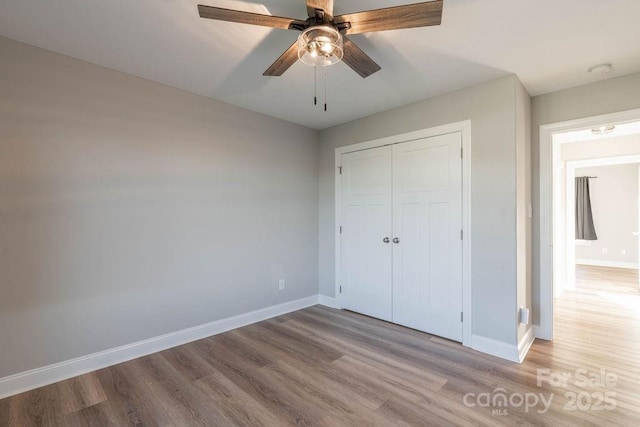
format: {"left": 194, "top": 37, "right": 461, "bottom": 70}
{"left": 340, "top": 146, "right": 393, "bottom": 321}
{"left": 392, "top": 133, "right": 463, "bottom": 341}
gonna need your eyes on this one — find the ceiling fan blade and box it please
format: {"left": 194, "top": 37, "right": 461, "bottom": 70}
{"left": 306, "top": 0, "right": 334, "bottom": 21}
{"left": 334, "top": 0, "right": 442, "bottom": 35}
{"left": 263, "top": 41, "right": 299, "bottom": 76}
{"left": 342, "top": 37, "right": 381, "bottom": 78}
{"left": 198, "top": 5, "right": 305, "bottom": 30}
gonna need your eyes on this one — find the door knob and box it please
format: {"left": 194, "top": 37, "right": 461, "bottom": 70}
{"left": 383, "top": 237, "right": 390, "bottom": 243}
{"left": 393, "top": 237, "right": 400, "bottom": 244}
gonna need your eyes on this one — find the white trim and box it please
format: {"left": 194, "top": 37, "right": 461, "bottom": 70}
{"left": 471, "top": 335, "right": 519, "bottom": 363}
{"left": 564, "top": 162, "right": 577, "bottom": 289}
{"left": 576, "top": 259, "right": 639, "bottom": 269}
{"left": 334, "top": 121, "right": 470, "bottom": 155}
{"left": 518, "top": 327, "right": 535, "bottom": 363}
{"left": 334, "top": 120, "right": 472, "bottom": 347}
{"left": 471, "top": 330, "right": 534, "bottom": 364}
{"left": 552, "top": 141, "right": 566, "bottom": 299}
{"left": 0, "top": 295, "right": 319, "bottom": 400}
{"left": 461, "top": 122, "right": 473, "bottom": 349}
{"left": 533, "top": 325, "right": 545, "bottom": 339}
{"left": 318, "top": 295, "right": 340, "bottom": 309}
{"left": 538, "top": 108, "right": 640, "bottom": 341}
{"left": 569, "top": 155, "right": 640, "bottom": 168}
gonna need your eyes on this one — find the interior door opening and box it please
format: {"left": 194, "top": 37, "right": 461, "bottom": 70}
{"left": 550, "top": 121, "right": 640, "bottom": 345}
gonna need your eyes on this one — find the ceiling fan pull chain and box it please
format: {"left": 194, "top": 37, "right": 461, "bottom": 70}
{"left": 324, "top": 68, "right": 328, "bottom": 112}
{"left": 314, "top": 66, "right": 317, "bottom": 106}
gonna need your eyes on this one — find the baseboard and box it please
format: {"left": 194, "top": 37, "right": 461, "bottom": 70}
{"left": 318, "top": 295, "right": 340, "bottom": 309}
{"left": 0, "top": 295, "right": 319, "bottom": 400}
{"left": 576, "top": 259, "right": 639, "bottom": 269}
{"left": 517, "top": 327, "right": 535, "bottom": 363}
{"left": 533, "top": 325, "right": 553, "bottom": 341}
{"left": 471, "top": 334, "right": 520, "bottom": 363}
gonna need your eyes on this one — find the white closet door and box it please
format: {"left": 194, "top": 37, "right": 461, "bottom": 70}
{"left": 392, "top": 133, "right": 463, "bottom": 341}
{"left": 340, "top": 146, "right": 393, "bottom": 321}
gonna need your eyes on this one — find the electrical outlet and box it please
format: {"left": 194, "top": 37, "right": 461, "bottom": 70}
{"left": 602, "top": 248, "right": 608, "bottom": 254}
{"left": 278, "top": 279, "right": 285, "bottom": 291}
{"left": 520, "top": 307, "right": 531, "bottom": 325}
{"left": 621, "top": 249, "right": 627, "bottom": 255}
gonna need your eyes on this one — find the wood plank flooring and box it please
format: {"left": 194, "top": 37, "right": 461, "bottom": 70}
{"left": 1, "top": 265, "right": 639, "bottom": 426}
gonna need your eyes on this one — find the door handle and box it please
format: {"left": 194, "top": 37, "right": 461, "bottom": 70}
{"left": 383, "top": 237, "right": 390, "bottom": 243}
{"left": 393, "top": 237, "right": 400, "bottom": 244}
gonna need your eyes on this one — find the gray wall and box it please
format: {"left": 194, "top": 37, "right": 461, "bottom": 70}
{"left": 561, "top": 135, "right": 640, "bottom": 266}
{"left": 0, "top": 37, "right": 319, "bottom": 378}
{"left": 531, "top": 72, "right": 640, "bottom": 324}
{"left": 319, "top": 75, "right": 521, "bottom": 344}
{"left": 516, "top": 79, "right": 532, "bottom": 342}
{"left": 574, "top": 164, "right": 639, "bottom": 265}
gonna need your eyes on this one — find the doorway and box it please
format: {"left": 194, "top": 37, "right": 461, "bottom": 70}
{"left": 539, "top": 111, "right": 640, "bottom": 340}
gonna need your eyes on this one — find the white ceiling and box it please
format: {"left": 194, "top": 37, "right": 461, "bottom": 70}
{"left": 1, "top": 0, "right": 640, "bottom": 129}
{"left": 555, "top": 120, "right": 640, "bottom": 144}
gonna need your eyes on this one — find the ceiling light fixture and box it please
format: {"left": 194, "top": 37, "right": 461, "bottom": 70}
{"left": 297, "top": 26, "right": 343, "bottom": 67}
{"left": 588, "top": 63, "right": 612, "bottom": 74}
{"left": 591, "top": 125, "right": 616, "bottom": 135}
{"left": 297, "top": 25, "right": 344, "bottom": 112}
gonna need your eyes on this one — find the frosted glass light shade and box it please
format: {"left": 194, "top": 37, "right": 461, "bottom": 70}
{"left": 297, "top": 26, "right": 343, "bottom": 67}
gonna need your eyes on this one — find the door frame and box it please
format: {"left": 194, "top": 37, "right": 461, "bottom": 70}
{"left": 538, "top": 107, "right": 640, "bottom": 341}
{"left": 334, "top": 120, "right": 472, "bottom": 347}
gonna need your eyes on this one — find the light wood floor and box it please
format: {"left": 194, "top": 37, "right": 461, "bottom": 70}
{"left": 1, "top": 266, "right": 639, "bottom": 426}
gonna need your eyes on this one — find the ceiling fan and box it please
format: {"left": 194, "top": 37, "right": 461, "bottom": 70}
{"left": 198, "top": 0, "right": 443, "bottom": 78}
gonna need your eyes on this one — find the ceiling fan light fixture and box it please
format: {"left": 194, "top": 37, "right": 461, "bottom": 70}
{"left": 298, "top": 26, "right": 343, "bottom": 67}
